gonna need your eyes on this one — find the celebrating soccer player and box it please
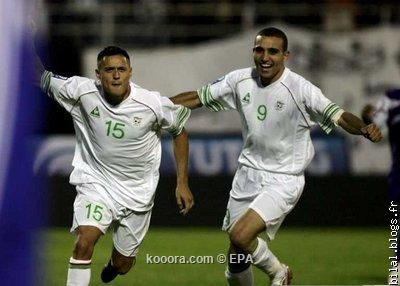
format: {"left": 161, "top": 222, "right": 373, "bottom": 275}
{"left": 171, "top": 27, "right": 382, "bottom": 286}
{"left": 35, "top": 45, "right": 194, "bottom": 285}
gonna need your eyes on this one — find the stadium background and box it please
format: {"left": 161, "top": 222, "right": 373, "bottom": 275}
{"left": 35, "top": 0, "right": 398, "bottom": 227}
{"left": 28, "top": 0, "right": 399, "bottom": 285}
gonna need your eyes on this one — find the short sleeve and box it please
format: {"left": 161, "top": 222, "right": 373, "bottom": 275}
{"left": 302, "top": 81, "right": 342, "bottom": 133}
{"left": 40, "top": 70, "right": 90, "bottom": 112}
{"left": 197, "top": 72, "right": 238, "bottom": 112}
{"left": 158, "top": 96, "right": 191, "bottom": 136}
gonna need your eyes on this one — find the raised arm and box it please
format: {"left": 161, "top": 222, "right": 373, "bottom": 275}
{"left": 33, "top": 45, "right": 46, "bottom": 87}
{"left": 337, "top": 111, "right": 382, "bottom": 142}
{"left": 172, "top": 128, "right": 194, "bottom": 215}
{"left": 27, "top": 23, "right": 46, "bottom": 87}
{"left": 170, "top": 91, "right": 203, "bottom": 110}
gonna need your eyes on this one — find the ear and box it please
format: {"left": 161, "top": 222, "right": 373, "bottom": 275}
{"left": 95, "top": 69, "right": 100, "bottom": 79}
{"left": 283, "top": 50, "right": 290, "bottom": 62}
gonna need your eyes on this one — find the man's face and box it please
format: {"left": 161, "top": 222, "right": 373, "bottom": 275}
{"left": 96, "top": 55, "right": 132, "bottom": 99}
{"left": 253, "top": 35, "right": 289, "bottom": 86}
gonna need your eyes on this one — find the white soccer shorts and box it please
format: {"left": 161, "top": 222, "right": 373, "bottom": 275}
{"left": 71, "top": 183, "right": 152, "bottom": 257}
{"left": 222, "top": 165, "right": 305, "bottom": 240}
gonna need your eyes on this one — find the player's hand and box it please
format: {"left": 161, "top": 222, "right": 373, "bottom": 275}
{"left": 175, "top": 184, "right": 194, "bottom": 215}
{"left": 361, "top": 123, "right": 383, "bottom": 142}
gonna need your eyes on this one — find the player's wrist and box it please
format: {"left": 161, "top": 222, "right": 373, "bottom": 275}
{"left": 176, "top": 177, "right": 189, "bottom": 187}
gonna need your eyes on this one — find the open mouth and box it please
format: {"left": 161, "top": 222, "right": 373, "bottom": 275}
{"left": 260, "top": 63, "right": 273, "bottom": 69}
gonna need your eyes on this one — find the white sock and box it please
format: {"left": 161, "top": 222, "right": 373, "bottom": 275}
{"left": 66, "top": 257, "right": 92, "bottom": 286}
{"left": 251, "top": 237, "right": 281, "bottom": 277}
{"left": 225, "top": 266, "right": 253, "bottom": 286}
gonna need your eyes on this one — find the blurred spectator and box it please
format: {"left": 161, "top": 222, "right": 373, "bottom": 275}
{"left": 133, "top": 0, "right": 168, "bottom": 45}
{"left": 362, "top": 91, "right": 400, "bottom": 203}
{"left": 324, "top": 0, "right": 356, "bottom": 31}
{"left": 362, "top": 89, "right": 400, "bottom": 283}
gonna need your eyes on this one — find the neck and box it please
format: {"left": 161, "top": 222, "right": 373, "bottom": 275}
{"left": 104, "top": 87, "right": 130, "bottom": 106}
{"left": 260, "top": 67, "right": 285, "bottom": 87}
{"left": 260, "top": 77, "right": 272, "bottom": 87}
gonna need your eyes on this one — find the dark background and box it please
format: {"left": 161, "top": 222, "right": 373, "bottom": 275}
{"left": 47, "top": 175, "right": 388, "bottom": 227}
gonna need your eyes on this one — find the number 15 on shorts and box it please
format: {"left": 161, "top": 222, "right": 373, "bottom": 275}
{"left": 86, "top": 203, "right": 104, "bottom": 222}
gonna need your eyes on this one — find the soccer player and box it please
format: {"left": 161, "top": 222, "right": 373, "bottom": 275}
{"left": 171, "top": 27, "right": 382, "bottom": 285}
{"left": 36, "top": 46, "right": 194, "bottom": 285}
{"left": 362, "top": 90, "right": 400, "bottom": 283}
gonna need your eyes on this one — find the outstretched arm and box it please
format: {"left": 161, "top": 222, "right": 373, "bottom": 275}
{"left": 170, "top": 91, "right": 203, "bottom": 110}
{"left": 172, "top": 128, "right": 194, "bottom": 215}
{"left": 337, "top": 111, "right": 382, "bottom": 142}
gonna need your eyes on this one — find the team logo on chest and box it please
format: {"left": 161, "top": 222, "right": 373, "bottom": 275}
{"left": 132, "top": 116, "right": 142, "bottom": 126}
{"left": 242, "top": 92, "right": 251, "bottom": 103}
{"left": 275, "top": 101, "right": 285, "bottom": 111}
{"left": 90, "top": 106, "right": 100, "bottom": 118}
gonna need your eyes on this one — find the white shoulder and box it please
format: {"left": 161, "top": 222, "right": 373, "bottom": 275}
{"left": 73, "top": 76, "right": 98, "bottom": 94}
{"left": 43, "top": 71, "right": 98, "bottom": 101}
{"left": 228, "top": 67, "right": 255, "bottom": 80}
{"left": 130, "top": 83, "right": 164, "bottom": 114}
{"left": 51, "top": 73, "right": 94, "bottom": 87}
{"left": 221, "top": 67, "right": 257, "bottom": 88}
{"left": 281, "top": 68, "right": 320, "bottom": 97}
{"left": 282, "top": 68, "right": 308, "bottom": 86}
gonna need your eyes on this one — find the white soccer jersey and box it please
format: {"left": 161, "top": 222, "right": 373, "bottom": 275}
{"left": 41, "top": 71, "right": 190, "bottom": 211}
{"left": 198, "top": 67, "right": 341, "bottom": 175}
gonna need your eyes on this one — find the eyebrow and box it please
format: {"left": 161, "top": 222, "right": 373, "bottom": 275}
{"left": 104, "top": 66, "right": 128, "bottom": 69}
{"left": 253, "top": 46, "right": 281, "bottom": 53}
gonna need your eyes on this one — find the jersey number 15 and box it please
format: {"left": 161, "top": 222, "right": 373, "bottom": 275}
{"left": 105, "top": 120, "right": 125, "bottom": 139}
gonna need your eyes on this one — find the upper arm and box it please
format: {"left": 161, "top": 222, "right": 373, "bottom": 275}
{"left": 158, "top": 95, "right": 191, "bottom": 136}
{"left": 170, "top": 91, "right": 202, "bottom": 109}
{"left": 172, "top": 127, "right": 188, "bottom": 140}
{"left": 197, "top": 72, "right": 238, "bottom": 112}
{"left": 41, "top": 71, "right": 90, "bottom": 112}
{"left": 302, "top": 82, "right": 343, "bottom": 133}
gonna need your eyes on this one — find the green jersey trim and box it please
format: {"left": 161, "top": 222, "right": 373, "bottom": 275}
{"left": 168, "top": 106, "right": 190, "bottom": 136}
{"left": 320, "top": 102, "right": 341, "bottom": 133}
{"left": 197, "top": 84, "right": 225, "bottom": 112}
{"left": 41, "top": 70, "right": 52, "bottom": 96}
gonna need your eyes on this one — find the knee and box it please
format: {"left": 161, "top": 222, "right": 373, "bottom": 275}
{"left": 229, "top": 226, "right": 252, "bottom": 252}
{"left": 73, "top": 226, "right": 102, "bottom": 259}
{"left": 113, "top": 257, "right": 135, "bottom": 274}
{"left": 73, "top": 236, "right": 96, "bottom": 259}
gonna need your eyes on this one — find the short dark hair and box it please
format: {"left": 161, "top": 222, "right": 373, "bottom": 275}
{"left": 255, "top": 27, "right": 288, "bottom": 51}
{"left": 97, "top": 46, "right": 130, "bottom": 66}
